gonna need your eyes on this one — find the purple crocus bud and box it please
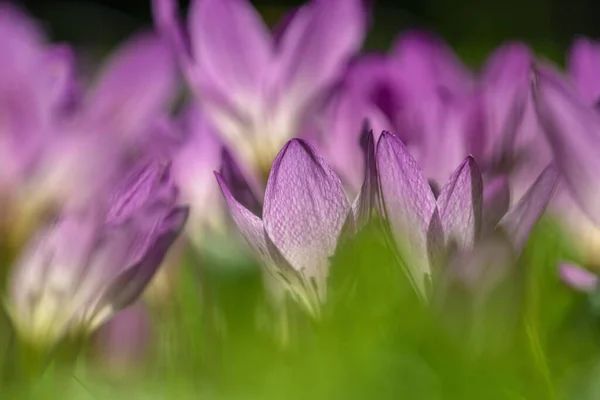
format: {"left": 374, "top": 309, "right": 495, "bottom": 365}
{"left": 6, "top": 160, "right": 188, "bottom": 348}
{"left": 376, "top": 132, "right": 439, "bottom": 298}
{"left": 377, "top": 131, "right": 559, "bottom": 299}
{"left": 559, "top": 263, "right": 599, "bottom": 293}
{"left": 153, "top": 0, "right": 366, "bottom": 180}
{"left": 436, "top": 156, "right": 483, "bottom": 252}
{"left": 568, "top": 37, "right": 600, "bottom": 105}
{"left": 216, "top": 139, "right": 351, "bottom": 316}
{"left": 533, "top": 66, "right": 600, "bottom": 227}
{"left": 497, "top": 163, "right": 559, "bottom": 253}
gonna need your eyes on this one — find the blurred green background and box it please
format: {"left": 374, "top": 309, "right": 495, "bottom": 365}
{"left": 17, "top": 0, "right": 600, "bottom": 66}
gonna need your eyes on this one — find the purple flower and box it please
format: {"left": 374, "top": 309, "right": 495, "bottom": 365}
{"left": 533, "top": 66, "right": 600, "bottom": 227}
{"left": 533, "top": 57, "right": 600, "bottom": 271}
{"left": 3, "top": 25, "right": 178, "bottom": 244}
{"left": 171, "top": 106, "right": 226, "bottom": 248}
{"left": 568, "top": 37, "right": 600, "bottom": 106}
{"left": 559, "top": 263, "right": 599, "bottom": 293}
{"left": 376, "top": 132, "right": 559, "bottom": 299}
{"left": 7, "top": 159, "right": 188, "bottom": 347}
{"left": 319, "top": 32, "right": 542, "bottom": 199}
{"left": 216, "top": 139, "right": 351, "bottom": 316}
{"left": 153, "top": 0, "right": 366, "bottom": 179}
{"left": 318, "top": 32, "right": 474, "bottom": 192}
{"left": 79, "top": 31, "right": 177, "bottom": 148}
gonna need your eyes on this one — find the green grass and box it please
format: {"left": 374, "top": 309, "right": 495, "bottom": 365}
{"left": 1, "top": 217, "right": 599, "bottom": 399}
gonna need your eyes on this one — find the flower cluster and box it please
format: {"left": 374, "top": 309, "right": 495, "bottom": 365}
{"left": 2, "top": 0, "right": 600, "bottom": 392}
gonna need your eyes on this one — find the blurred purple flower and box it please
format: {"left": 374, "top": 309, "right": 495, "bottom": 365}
{"left": 559, "top": 263, "right": 599, "bottom": 293}
{"left": 319, "top": 32, "right": 545, "bottom": 201}
{"left": 318, "top": 31, "right": 474, "bottom": 191}
{"left": 153, "top": 0, "right": 366, "bottom": 179}
{"left": 7, "top": 159, "right": 188, "bottom": 347}
{"left": 79, "top": 31, "right": 178, "bottom": 148}
{"left": 533, "top": 66, "right": 600, "bottom": 227}
{"left": 171, "top": 106, "right": 226, "bottom": 248}
{"left": 0, "top": 19, "right": 179, "bottom": 245}
{"left": 216, "top": 139, "right": 352, "bottom": 316}
{"left": 377, "top": 132, "right": 558, "bottom": 299}
{"left": 568, "top": 37, "right": 600, "bottom": 106}
{"left": 533, "top": 56, "right": 600, "bottom": 270}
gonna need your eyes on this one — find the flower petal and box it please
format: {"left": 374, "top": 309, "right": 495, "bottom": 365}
{"left": 263, "top": 139, "right": 350, "bottom": 299}
{"left": 217, "top": 171, "right": 319, "bottom": 314}
{"left": 215, "top": 172, "right": 271, "bottom": 264}
{"left": 352, "top": 129, "right": 378, "bottom": 229}
{"left": 498, "top": 163, "right": 559, "bottom": 253}
{"left": 480, "top": 43, "right": 532, "bottom": 164}
{"left": 559, "top": 262, "right": 598, "bottom": 293}
{"left": 436, "top": 156, "right": 483, "bottom": 252}
{"left": 105, "top": 159, "right": 175, "bottom": 226}
{"left": 152, "top": 0, "right": 194, "bottom": 71}
{"left": 189, "top": 0, "right": 271, "bottom": 109}
{"left": 568, "top": 37, "right": 600, "bottom": 104}
{"left": 220, "top": 148, "right": 262, "bottom": 217}
{"left": 85, "top": 32, "right": 176, "bottom": 142}
{"left": 90, "top": 206, "right": 189, "bottom": 329}
{"left": 482, "top": 175, "right": 510, "bottom": 234}
{"left": 376, "top": 131, "right": 438, "bottom": 296}
{"left": 274, "top": 0, "right": 366, "bottom": 110}
{"left": 391, "top": 30, "right": 472, "bottom": 97}
{"left": 41, "top": 45, "right": 78, "bottom": 113}
{"left": 533, "top": 67, "right": 600, "bottom": 226}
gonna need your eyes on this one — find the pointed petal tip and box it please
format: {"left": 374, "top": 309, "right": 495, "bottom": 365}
{"left": 498, "top": 162, "right": 559, "bottom": 254}
{"left": 464, "top": 154, "right": 477, "bottom": 166}
{"left": 214, "top": 170, "right": 228, "bottom": 190}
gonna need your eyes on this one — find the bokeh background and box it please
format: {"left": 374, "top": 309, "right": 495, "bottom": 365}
{"left": 16, "top": 0, "right": 600, "bottom": 66}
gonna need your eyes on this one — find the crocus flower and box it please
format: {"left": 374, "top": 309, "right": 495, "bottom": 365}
{"left": 4, "top": 28, "right": 178, "bottom": 246}
{"left": 319, "top": 31, "right": 474, "bottom": 192}
{"left": 533, "top": 57, "right": 600, "bottom": 277}
{"left": 376, "top": 132, "right": 558, "bottom": 300}
{"left": 319, "top": 32, "right": 542, "bottom": 198}
{"left": 216, "top": 139, "right": 352, "bottom": 316}
{"left": 533, "top": 66, "right": 600, "bottom": 228}
{"left": 153, "top": 0, "right": 366, "bottom": 180}
{"left": 6, "top": 158, "right": 188, "bottom": 348}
